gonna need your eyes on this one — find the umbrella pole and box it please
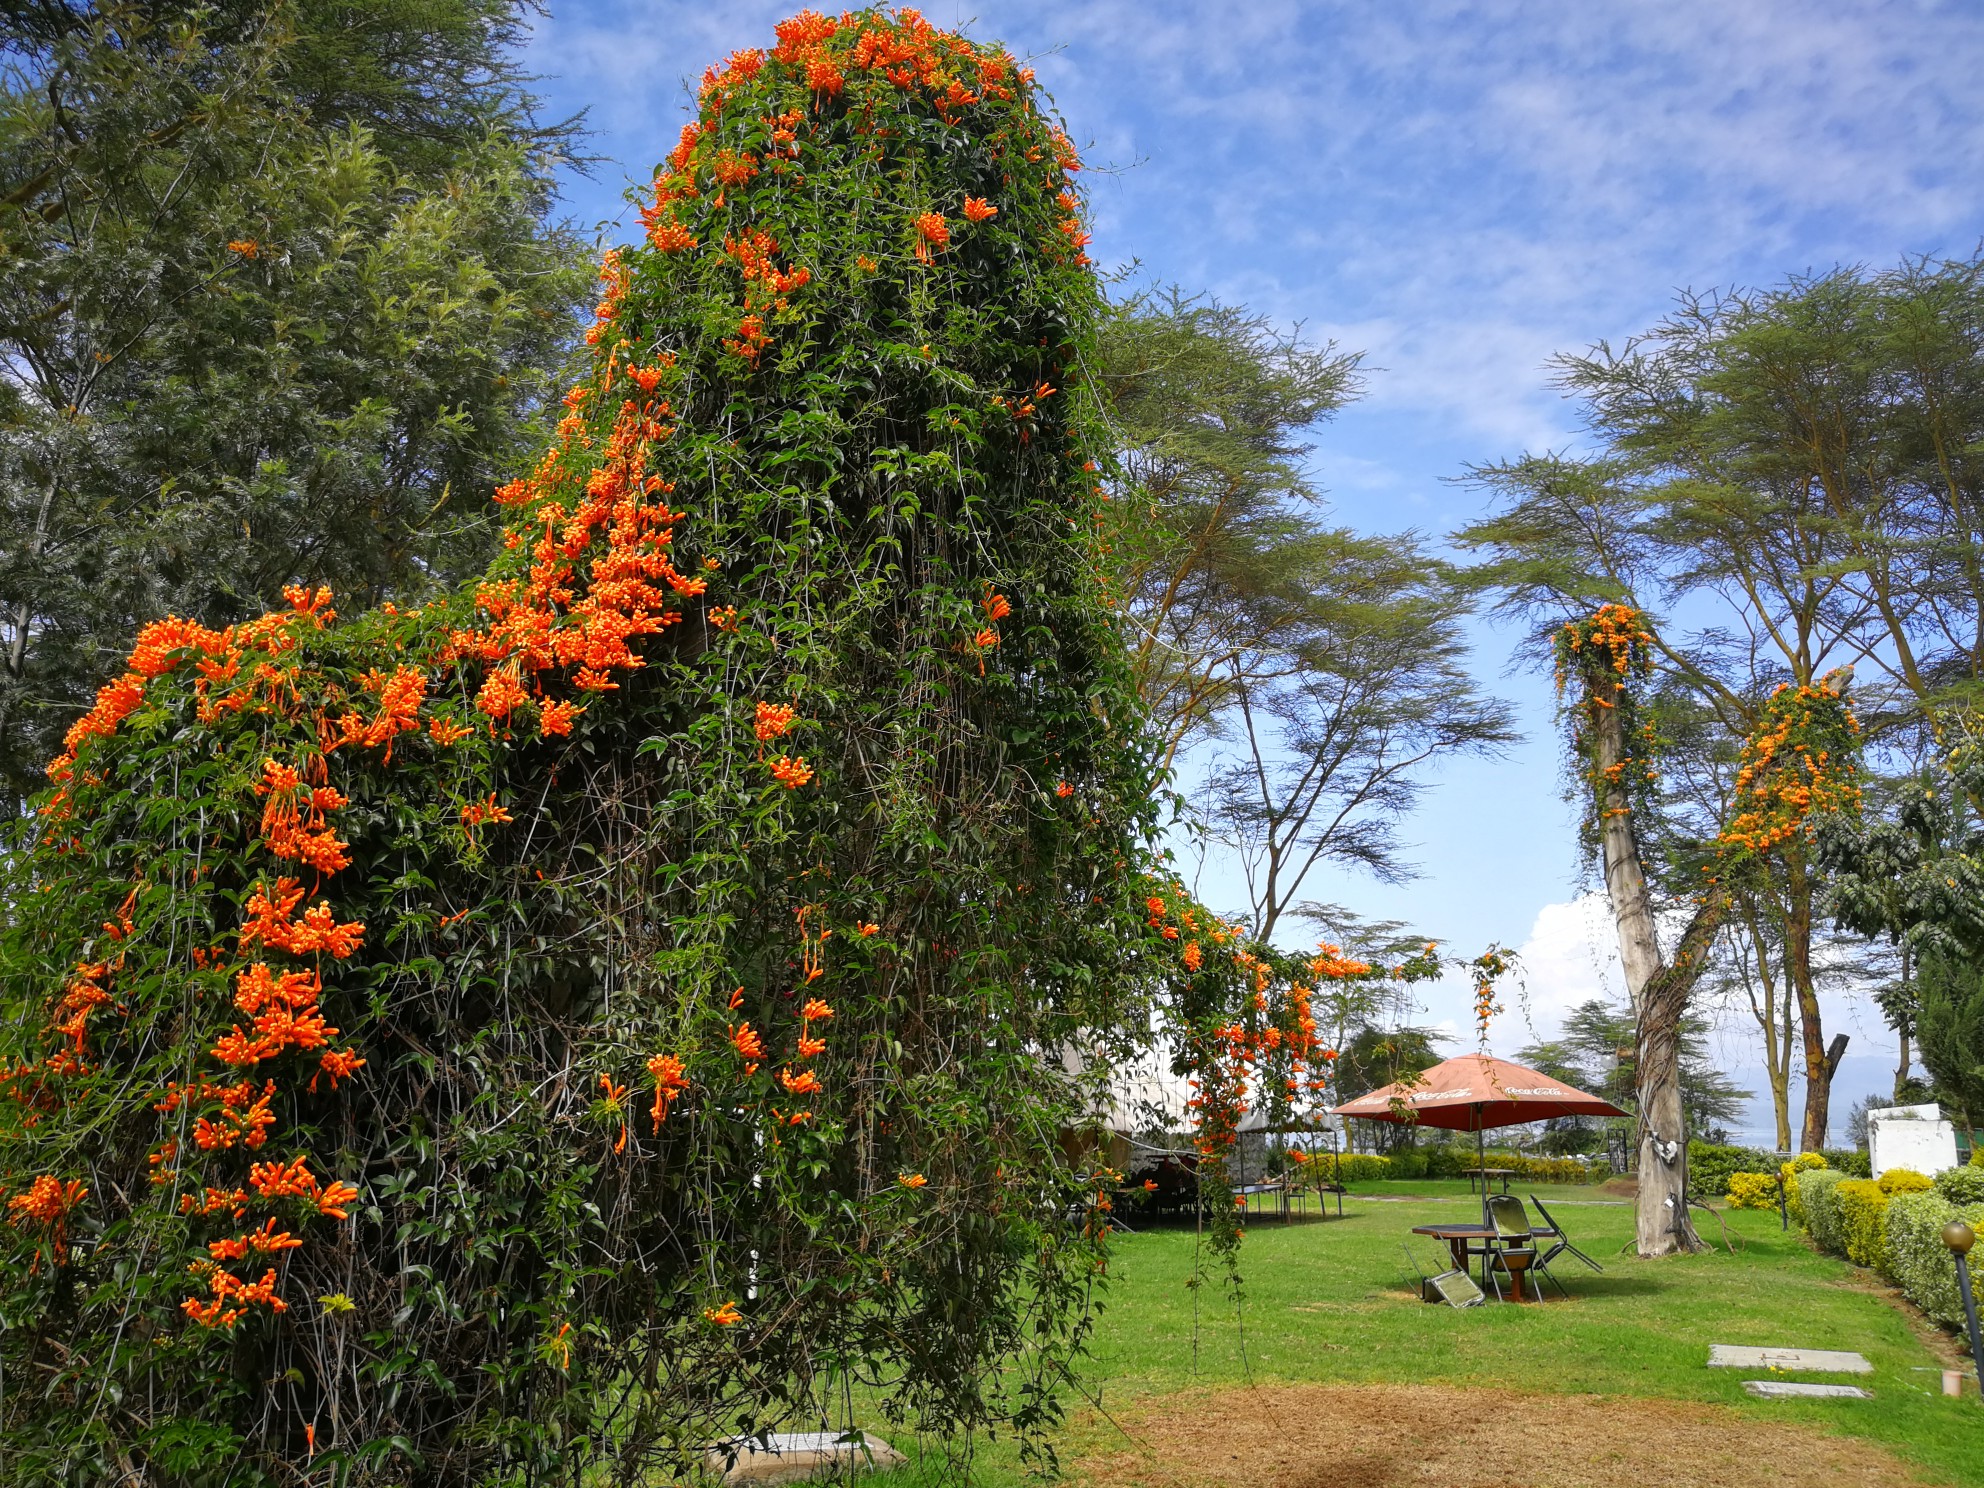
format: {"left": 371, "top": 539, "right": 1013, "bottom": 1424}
{"left": 1477, "top": 1120, "right": 1488, "bottom": 1227}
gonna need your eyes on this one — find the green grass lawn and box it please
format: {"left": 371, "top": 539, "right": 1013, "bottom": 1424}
{"left": 874, "top": 1179, "right": 1984, "bottom": 1486}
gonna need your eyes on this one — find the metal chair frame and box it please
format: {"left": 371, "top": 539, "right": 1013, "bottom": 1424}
{"left": 1527, "top": 1192, "right": 1604, "bottom": 1294}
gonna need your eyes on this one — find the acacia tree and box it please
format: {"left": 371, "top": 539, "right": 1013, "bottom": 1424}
{"left": 1467, "top": 259, "right": 1984, "bottom": 1147}
{"left": 1097, "top": 294, "right": 1513, "bottom": 941}
{"left": 0, "top": 0, "right": 590, "bottom": 811}
{"left": 1093, "top": 291, "right": 1362, "bottom": 767}
{"left": 0, "top": 13, "right": 1189, "bottom": 1483}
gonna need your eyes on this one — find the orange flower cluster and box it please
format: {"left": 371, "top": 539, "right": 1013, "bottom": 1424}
{"left": 769, "top": 755, "right": 814, "bottom": 789}
{"left": 5, "top": 1175, "right": 87, "bottom": 1264}
{"left": 637, "top": 3, "right": 1085, "bottom": 364}
{"left": 246, "top": 1154, "right": 359, "bottom": 1217}
{"left": 333, "top": 666, "right": 426, "bottom": 760}
{"left": 646, "top": 1053, "right": 688, "bottom": 1130}
{"left": 720, "top": 229, "right": 812, "bottom": 365}
{"left": 460, "top": 793, "right": 514, "bottom": 838}
{"left": 1719, "top": 680, "right": 1863, "bottom": 858}
{"left": 44, "top": 591, "right": 334, "bottom": 815}
{"left": 754, "top": 700, "right": 798, "bottom": 741}
{"left": 729, "top": 1022, "right": 766, "bottom": 1071}
{"left": 1152, "top": 879, "right": 1357, "bottom": 1185}
{"left": 1556, "top": 604, "right": 1662, "bottom": 820}
{"left": 1555, "top": 603, "right": 1652, "bottom": 689}
{"left": 257, "top": 757, "right": 351, "bottom": 875}
{"left": 773, "top": 995, "right": 833, "bottom": 1125}
{"left": 1468, "top": 946, "right": 1512, "bottom": 1047}
{"left": 241, "top": 877, "right": 365, "bottom": 959}
{"left": 456, "top": 341, "right": 704, "bottom": 711}
{"left": 182, "top": 1263, "right": 286, "bottom": 1328}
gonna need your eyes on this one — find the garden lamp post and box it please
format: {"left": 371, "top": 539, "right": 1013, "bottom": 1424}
{"left": 1944, "top": 1220, "right": 1984, "bottom": 1402}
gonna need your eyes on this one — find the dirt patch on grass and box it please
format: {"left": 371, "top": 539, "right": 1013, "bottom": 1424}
{"left": 1598, "top": 1176, "right": 1638, "bottom": 1199}
{"left": 1073, "top": 1382, "right": 1940, "bottom": 1487}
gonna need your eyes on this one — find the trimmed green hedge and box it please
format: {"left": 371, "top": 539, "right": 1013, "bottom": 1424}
{"left": 1887, "top": 1192, "right": 1984, "bottom": 1329}
{"left": 1306, "top": 1150, "right": 1607, "bottom": 1185}
{"left": 1798, "top": 1167, "right": 1850, "bottom": 1255}
{"left": 1935, "top": 1165, "right": 1984, "bottom": 1204}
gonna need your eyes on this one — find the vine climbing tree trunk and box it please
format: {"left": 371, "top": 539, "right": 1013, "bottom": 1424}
{"left": 1578, "top": 613, "right": 1723, "bottom": 1257}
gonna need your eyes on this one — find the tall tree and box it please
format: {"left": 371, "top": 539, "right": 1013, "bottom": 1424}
{"left": 1517, "top": 998, "right": 1751, "bottom": 1151}
{"left": 1098, "top": 292, "right": 1514, "bottom": 941}
{"left": 1551, "top": 604, "right": 1724, "bottom": 1254}
{"left": 1823, "top": 732, "right": 1984, "bottom": 1137}
{"left": 0, "top": 0, "right": 591, "bottom": 810}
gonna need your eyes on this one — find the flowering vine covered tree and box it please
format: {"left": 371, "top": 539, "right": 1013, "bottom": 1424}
{"left": 1556, "top": 604, "right": 1721, "bottom": 1256}
{"left": 1556, "top": 603, "right": 1863, "bottom": 1254}
{"left": 0, "top": 11, "right": 1175, "bottom": 1483}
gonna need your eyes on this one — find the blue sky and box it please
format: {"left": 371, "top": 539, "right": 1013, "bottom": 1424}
{"left": 524, "top": 1, "right": 1984, "bottom": 1139}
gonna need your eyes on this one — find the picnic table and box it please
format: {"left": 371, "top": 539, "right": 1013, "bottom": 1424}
{"left": 1411, "top": 1218, "right": 1560, "bottom": 1299}
{"left": 1463, "top": 1166, "right": 1516, "bottom": 1194}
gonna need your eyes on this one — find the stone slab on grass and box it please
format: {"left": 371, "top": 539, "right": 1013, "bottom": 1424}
{"left": 1742, "top": 1380, "right": 1873, "bottom": 1400}
{"left": 1708, "top": 1344, "right": 1872, "bottom": 1374}
{"left": 708, "top": 1431, "right": 906, "bottom": 1486}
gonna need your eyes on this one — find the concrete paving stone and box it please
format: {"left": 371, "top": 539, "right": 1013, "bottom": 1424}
{"left": 707, "top": 1431, "right": 906, "bottom": 1485}
{"left": 1708, "top": 1344, "right": 1872, "bottom": 1374}
{"left": 1741, "top": 1380, "right": 1873, "bottom": 1400}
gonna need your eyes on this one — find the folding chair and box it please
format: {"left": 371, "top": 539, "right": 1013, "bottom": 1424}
{"left": 1528, "top": 1192, "right": 1603, "bottom": 1293}
{"left": 1482, "top": 1193, "right": 1542, "bottom": 1301}
{"left": 1400, "top": 1243, "right": 1484, "bottom": 1309}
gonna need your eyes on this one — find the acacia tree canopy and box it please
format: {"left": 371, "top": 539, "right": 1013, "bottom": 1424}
{"left": 1098, "top": 292, "right": 1514, "bottom": 941}
{"left": 0, "top": 0, "right": 592, "bottom": 812}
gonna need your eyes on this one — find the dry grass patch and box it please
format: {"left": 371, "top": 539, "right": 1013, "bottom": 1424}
{"left": 1074, "top": 1383, "right": 1944, "bottom": 1488}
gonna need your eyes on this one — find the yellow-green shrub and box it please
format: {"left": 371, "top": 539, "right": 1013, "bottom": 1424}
{"left": 1782, "top": 1152, "right": 1828, "bottom": 1223}
{"left": 1323, "top": 1153, "right": 1391, "bottom": 1183}
{"left": 1835, "top": 1178, "right": 1892, "bottom": 1267}
{"left": 1797, "top": 1166, "right": 1849, "bottom": 1252}
{"left": 1888, "top": 1192, "right": 1984, "bottom": 1327}
{"left": 1877, "top": 1167, "right": 1932, "bottom": 1195}
{"left": 1725, "top": 1172, "right": 1781, "bottom": 1209}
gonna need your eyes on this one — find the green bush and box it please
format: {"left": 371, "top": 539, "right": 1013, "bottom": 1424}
{"left": 1835, "top": 1178, "right": 1892, "bottom": 1267}
{"left": 1425, "top": 1144, "right": 1470, "bottom": 1179}
{"left": 1689, "top": 1141, "right": 1778, "bottom": 1201}
{"left": 1934, "top": 1165, "right": 1984, "bottom": 1204}
{"left": 1887, "top": 1192, "right": 1984, "bottom": 1328}
{"left": 1388, "top": 1149, "right": 1428, "bottom": 1179}
{"left": 1823, "top": 1146, "right": 1873, "bottom": 1178}
{"left": 1798, "top": 1167, "right": 1850, "bottom": 1254}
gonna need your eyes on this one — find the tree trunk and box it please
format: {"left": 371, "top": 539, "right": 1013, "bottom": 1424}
{"left": 1587, "top": 682, "right": 1721, "bottom": 1256}
{"left": 1894, "top": 946, "right": 1913, "bottom": 1101}
{"left": 1738, "top": 902, "right": 1796, "bottom": 1152}
{"left": 1784, "top": 853, "right": 1843, "bottom": 1151}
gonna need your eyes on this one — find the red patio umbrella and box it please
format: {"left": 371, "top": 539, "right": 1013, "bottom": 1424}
{"left": 1331, "top": 1052, "right": 1626, "bottom": 1220}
